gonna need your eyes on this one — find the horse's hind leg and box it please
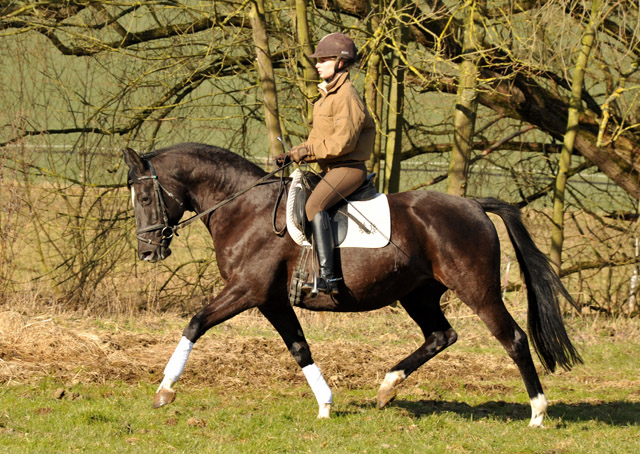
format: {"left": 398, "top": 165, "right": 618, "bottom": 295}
{"left": 471, "top": 293, "right": 547, "bottom": 427}
{"left": 378, "top": 282, "right": 457, "bottom": 408}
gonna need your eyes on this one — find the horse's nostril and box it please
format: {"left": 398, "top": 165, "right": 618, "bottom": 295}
{"left": 140, "top": 251, "right": 155, "bottom": 261}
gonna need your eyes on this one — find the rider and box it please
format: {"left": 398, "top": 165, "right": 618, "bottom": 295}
{"left": 286, "top": 32, "right": 375, "bottom": 295}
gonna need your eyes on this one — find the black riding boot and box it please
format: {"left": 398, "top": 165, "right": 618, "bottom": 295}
{"left": 302, "top": 211, "right": 340, "bottom": 296}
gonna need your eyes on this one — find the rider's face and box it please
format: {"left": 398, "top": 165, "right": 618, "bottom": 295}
{"left": 316, "top": 57, "right": 342, "bottom": 80}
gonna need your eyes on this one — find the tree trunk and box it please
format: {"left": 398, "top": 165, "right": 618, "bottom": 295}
{"left": 249, "top": 0, "right": 282, "bottom": 159}
{"left": 365, "top": 1, "right": 384, "bottom": 189}
{"left": 382, "top": 0, "right": 406, "bottom": 194}
{"left": 550, "top": 0, "right": 602, "bottom": 273}
{"left": 367, "top": 52, "right": 385, "bottom": 191}
{"left": 447, "top": 0, "right": 485, "bottom": 197}
{"left": 294, "top": 0, "right": 316, "bottom": 125}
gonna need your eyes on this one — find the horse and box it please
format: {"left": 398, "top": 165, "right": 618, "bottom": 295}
{"left": 122, "top": 142, "right": 582, "bottom": 427}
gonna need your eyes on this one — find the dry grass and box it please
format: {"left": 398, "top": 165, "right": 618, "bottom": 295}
{"left": 4, "top": 302, "right": 636, "bottom": 398}
{"left": 0, "top": 306, "right": 519, "bottom": 391}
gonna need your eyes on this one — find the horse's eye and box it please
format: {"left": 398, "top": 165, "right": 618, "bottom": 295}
{"left": 141, "top": 196, "right": 151, "bottom": 205}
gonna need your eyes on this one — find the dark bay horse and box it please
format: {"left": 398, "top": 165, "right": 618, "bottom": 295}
{"left": 122, "top": 142, "right": 582, "bottom": 427}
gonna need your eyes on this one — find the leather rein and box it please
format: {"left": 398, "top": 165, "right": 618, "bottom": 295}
{"left": 129, "top": 158, "right": 293, "bottom": 247}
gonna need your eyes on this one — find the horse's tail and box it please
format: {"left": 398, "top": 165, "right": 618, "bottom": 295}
{"left": 476, "top": 197, "right": 583, "bottom": 373}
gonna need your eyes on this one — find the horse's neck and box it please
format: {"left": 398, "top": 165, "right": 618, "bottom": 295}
{"left": 205, "top": 182, "right": 278, "bottom": 256}
{"left": 181, "top": 155, "right": 266, "bottom": 212}
{"left": 184, "top": 160, "right": 273, "bottom": 234}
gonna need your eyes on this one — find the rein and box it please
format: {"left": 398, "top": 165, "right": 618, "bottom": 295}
{"left": 130, "top": 158, "right": 293, "bottom": 245}
{"left": 176, "top": 160, "right": 292, "bottom": 233}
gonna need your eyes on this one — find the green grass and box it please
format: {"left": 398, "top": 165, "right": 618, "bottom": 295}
{"left": 0, "top": 311, "right": 639, "bottom": 453}
{"left": 1, "top": 380, "right": 638, "bottom": 453}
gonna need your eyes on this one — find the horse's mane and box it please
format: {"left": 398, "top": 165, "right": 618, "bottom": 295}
{"left": 143, "top": 142, "right": 267, "bottom": 177}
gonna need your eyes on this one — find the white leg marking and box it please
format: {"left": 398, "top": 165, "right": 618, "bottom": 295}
{"left": 318, "top": 403, "right": 331, "bottom": 419}
{"left": 156, "top": 376, "right": 175, "bottom": 393}
{"left": 380, "top": 370, "right": 406, "bottom": 392}
{"left": 160, "top": 336, "right": 194, "bottom": 389}
{"left": 529, "top": 393, "right": 548, "bottom": 428}
{"left": 302, "top": 363, "right": 333, "bottom": 418}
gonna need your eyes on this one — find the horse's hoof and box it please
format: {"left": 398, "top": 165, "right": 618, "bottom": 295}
{"left": 317, "top": 403, "right": 331, "bottom": 419}
{"left": 377, "top": 387, "right": 397, "bottom": 409}
{"left": 153, "top": 388, "right": 176, "bottom": 408}
{"left": 377, "top": 370, "right": 405, "bottom": 409}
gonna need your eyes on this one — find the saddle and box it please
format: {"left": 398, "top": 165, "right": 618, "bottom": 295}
{"left": 286, "top": 169, "right": 390, "bottom": 249}
{"left": 293, "top": 172, "right": 376, "bottom": 243}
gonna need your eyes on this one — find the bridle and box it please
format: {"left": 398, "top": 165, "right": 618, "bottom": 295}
{"left": 129, "top": 159, "right": 183, "bottom": 247}
{"left": 129, "top": 157, "right": 293, "bottom": 247}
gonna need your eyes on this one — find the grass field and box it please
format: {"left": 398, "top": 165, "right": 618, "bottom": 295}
{"left": 1, "top": 306, "right": 638, "bottom": 453}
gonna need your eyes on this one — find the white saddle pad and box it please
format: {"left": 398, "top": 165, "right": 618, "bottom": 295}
{"left": 286, "top": 169, "right": 390, "bottom": 249}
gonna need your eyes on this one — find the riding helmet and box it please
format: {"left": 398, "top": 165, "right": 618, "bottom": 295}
{"left": 310, "top": 33, "right": 357, "bottom": 63}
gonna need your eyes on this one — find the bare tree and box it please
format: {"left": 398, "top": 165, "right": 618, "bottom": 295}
{"left": 447, "top": 0, "right": 485, "bottom": 197}
{"left": 249, "top": 0, "right": 283, "bottom": 159}
{"left": 294, "top": 0, "right": 317, "bottom": 125}
{"left": 551, "top": 0, "right": 604, "bottom": 273}
{"left": 382, "top": 0, "right": 408, "bottom": 194}
{"left": 2, "top": 1, "right": 640, "bottom": 314}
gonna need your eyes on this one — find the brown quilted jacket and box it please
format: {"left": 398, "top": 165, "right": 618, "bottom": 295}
{"left": 301, "top": 71, "right": 375, "bottom": 169}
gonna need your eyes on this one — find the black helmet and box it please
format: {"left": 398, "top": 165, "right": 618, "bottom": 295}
{"left": 310, "top": 33, "right": 357, "bottom": 62}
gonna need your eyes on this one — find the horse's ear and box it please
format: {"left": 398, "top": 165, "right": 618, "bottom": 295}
{"left": 122, "top": 147, "right": 145, "bottom": 172}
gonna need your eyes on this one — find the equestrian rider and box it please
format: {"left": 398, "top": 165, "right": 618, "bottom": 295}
{"left": 286, "top": 33, "right": 375, "bottom": 295}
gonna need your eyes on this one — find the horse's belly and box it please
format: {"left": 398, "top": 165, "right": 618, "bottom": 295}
{"left": 297, "top": 267, "right": 419, "bottom": 312}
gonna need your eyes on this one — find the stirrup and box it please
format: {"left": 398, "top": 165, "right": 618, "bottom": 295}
{"left": 301, "top": 272, "right": 341, "bottom": 297}
{"left": 323, "top": 277, "right": 341, "bottom": 296}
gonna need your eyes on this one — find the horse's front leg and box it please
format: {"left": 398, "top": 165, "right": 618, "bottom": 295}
{"left": 153, "top": 283, "right": 257, "bottom": 408}
{"left": 259, "top": 303, "right": 333, "bottom": 419}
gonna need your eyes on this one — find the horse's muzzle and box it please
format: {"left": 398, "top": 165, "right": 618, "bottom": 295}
{"left": 139, "top": 247, "right": 172, "bottom": 262}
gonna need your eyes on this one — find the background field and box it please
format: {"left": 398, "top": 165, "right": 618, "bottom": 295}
{"left": 1, "top": 306, "right": 638, "bottom": 453}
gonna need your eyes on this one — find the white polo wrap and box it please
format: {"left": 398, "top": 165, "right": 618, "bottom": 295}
{"left": 163, "top": 336, "right": 194, "bottom": 382}
{"left": 302, "top": 363, "right": 333, "bottom": 405}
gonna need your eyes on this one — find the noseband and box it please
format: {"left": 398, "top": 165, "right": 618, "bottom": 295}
{"left": 129, "top": 159, "right": 183, "bottom": 247}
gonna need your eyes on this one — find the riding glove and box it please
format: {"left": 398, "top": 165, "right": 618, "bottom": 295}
{"left": 274, "top": 153, "right": 291, "bottom": 167}
{"left": 288, "top": 145, "right": 309, "bottom": 163}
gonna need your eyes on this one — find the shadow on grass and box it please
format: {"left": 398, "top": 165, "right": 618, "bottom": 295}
{"left": 374, "top": 399, "right": 640, "bottom": 426}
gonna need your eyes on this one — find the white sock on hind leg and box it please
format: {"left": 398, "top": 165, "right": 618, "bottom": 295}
{"left": 529, "top": 393, "right": 548, "bottom": 427}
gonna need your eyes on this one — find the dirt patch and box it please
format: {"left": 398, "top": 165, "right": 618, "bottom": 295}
{"left": 0, "top": 309, "right": 522, "bottom": 394}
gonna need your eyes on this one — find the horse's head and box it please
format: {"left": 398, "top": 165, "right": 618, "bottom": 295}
{"left": 122, "top": 147, "right": 185, "bottom": 262}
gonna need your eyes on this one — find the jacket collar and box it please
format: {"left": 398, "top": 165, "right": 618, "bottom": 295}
{"left": 318, "top": 71, "right": 349, "bottom": 97}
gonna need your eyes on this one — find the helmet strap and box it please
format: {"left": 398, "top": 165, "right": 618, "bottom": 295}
{"left": 333, "top": 58, "right": 342, "bottom": 75}
{"left": 327, "top": 59, "right": 348, "bottom": 83}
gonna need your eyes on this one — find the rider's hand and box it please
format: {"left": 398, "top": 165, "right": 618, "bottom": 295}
{"left": 274, "top": 153, "right": 290, "bottom": 167}
{"left": 288, "top": 145, "right": 309, "bottom": 163}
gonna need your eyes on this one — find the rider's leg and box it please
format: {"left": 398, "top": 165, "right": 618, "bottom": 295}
{"left": 303, "top": 164, "right": 366, "bottom": 295}
{"left": 308, "top": 210, "right": 339, "bottom": 295}
{"left": 304, "top": 163, "right": 367, "bottom": 222}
